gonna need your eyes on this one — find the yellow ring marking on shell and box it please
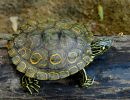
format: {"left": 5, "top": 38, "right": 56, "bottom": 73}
{"left": 50, "top": 53, "right": 62, "bottom": 65}
{"left": 67, "top": 52, "right": 78, "bottom": 64}
{"left": 18, "top": 47, "right": 31, "bottom": 57}
{"left": 30, "top": 52, "right": 43, "bottom": 65}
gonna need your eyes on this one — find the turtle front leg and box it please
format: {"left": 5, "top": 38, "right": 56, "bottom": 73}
{"left": 21, "top": 75, "right": 40, "bottom": 94}
{"left": 78, "top": 69, "right": 94, "bottom": 87}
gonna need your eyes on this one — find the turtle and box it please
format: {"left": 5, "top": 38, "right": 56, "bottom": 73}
{"left": 0, "top": 19, "right": 112, "bottom": 94}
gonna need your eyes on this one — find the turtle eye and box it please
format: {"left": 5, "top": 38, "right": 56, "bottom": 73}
{"left": 50, "top": 54, "right": 62, "bottom": 65}
{"left": 30, "top": 52, "right": 42, "bottom": 64}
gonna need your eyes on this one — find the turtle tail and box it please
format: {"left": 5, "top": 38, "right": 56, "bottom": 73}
{"left": 0, "top": 33, "right": 14, "bottom": 40}
{"left": 91, "top": 38, "right": 112, "bottom": 56}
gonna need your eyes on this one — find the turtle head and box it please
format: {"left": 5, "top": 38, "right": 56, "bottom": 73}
{"left": 91, "top": 38, "right": 112, "bottom": 56}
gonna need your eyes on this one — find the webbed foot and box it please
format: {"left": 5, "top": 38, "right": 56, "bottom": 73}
{"left": 21, "top": 75, "right": 40, "bottom": 94}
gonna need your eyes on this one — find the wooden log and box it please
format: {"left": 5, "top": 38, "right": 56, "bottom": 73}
{"left": 0, "top": 35, "right": 130, "bottom": 99}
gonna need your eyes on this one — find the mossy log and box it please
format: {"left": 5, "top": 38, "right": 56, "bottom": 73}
{"left": 0, "top": 35, "right": 130, "bottom": 99}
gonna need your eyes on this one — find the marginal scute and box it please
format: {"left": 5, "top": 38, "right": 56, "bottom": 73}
{"left": 25, "top": 66, "right": 37, "bottom": 78}
{"left": 71, "top": 23, "right": 86, "bottom": 36}
{"left": 8, "top": 48, "right": 17, "bottom": 57}
{"left": 77, "top": 61, "right": 86, "bottom": 70}
{"left": 36, "top": 71, "right": 48, "bottom": 80}
{"left": 17, "top": 61, "right": 27, "bottom": 73}
{"left": 59, "top": 71, "right": 69, "bottom": 79}
{"left": 49, "top": 72, "right": 59, "bottom": 80}
{"left": 69, "top": 66, "right": 79, "bottom": 75}
{"left": 12, "top": 55, "right": 21, "bottom": 65}
{"left": 83, "top": 56, "right": 91, "bottom": 63}
{"left": 55, "top": 20, "right": 75, "bottom": 30}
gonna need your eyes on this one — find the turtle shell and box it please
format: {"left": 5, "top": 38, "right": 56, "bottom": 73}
{"left": 7, "top": 20, "right": 94, "bottom": 80}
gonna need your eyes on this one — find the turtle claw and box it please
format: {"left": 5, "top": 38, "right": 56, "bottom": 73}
{"left": 21, "top": 75, "right": 40, "bottom": 94}
{"left": 81, "top": 77, "right": 95, "bottom": 87}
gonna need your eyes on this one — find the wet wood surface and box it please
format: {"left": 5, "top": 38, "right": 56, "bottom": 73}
{"left": 0, "top": 35, "right": 130, "bottom": 100}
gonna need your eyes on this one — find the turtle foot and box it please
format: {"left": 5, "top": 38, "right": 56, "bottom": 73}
{"left": 81, "top": 77, "right": 95, "bottom": 87}
{"left": 21, "top": 75, "right": 40, "bottom": 94}
{"left": 78, "top": 69, "right": 95, "bottom": 88}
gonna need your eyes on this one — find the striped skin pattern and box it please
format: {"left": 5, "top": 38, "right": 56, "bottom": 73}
{"left": 7, "top": 20, "right": 94, "bottom": 80}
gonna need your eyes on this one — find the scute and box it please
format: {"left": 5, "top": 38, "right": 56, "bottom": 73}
{"left": 49, "top": 72, "right": 59, "bottom": 80}
{"left": 77, "top": 61, "right": 86, "bottom": 70}
{"left": 25, "top": 67, "right": 37, "bottom": 78}
{"left": 69, "top": 66, "right": 79, "bottom": 75}
{"left": 18, "top": 47, "right": 31, "bottom": 60}
{"left": 12, "top": 55, "right": 21, "bottom": 65}
{"left": 36, "top": 71, "right": 48, "bottom": 80}
{"left": 17, "top": 61, "right": 27, "bottom": 73}
{"left": 8, "top": 20, "right": 94, "bottom": 80}
{"left": 59, "top": 71, "right": 69, "bottom": 79}
{"left": 8, "top": 48, "right": 17, "bottom": 57}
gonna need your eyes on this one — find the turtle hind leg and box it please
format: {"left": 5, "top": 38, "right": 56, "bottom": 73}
{"left": 75, "top": 69, "right": 94, "bottom": 87}
{"left": 21, "top": 75, "right": 40, "bottom": 94}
